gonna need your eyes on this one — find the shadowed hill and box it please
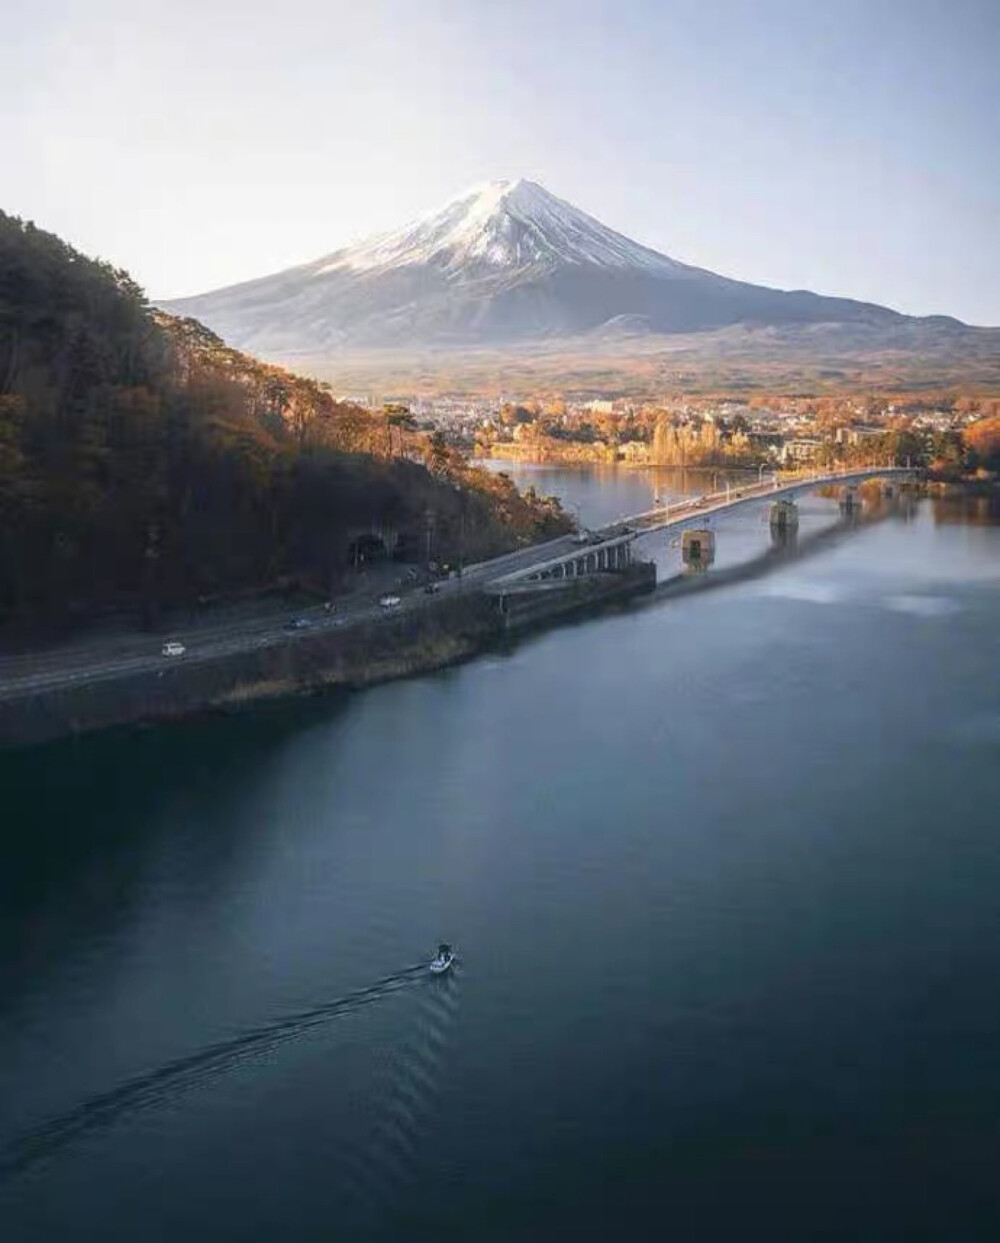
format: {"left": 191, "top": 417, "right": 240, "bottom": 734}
{"left": 0, "top": 210, "right": 567, "bottom": 632}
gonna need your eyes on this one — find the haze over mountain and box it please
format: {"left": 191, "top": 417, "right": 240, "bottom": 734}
{"left": 161, "top": 179, "right": 995, "bottom": 388}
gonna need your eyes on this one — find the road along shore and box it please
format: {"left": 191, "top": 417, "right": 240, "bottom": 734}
{"left": 0, "top": 569, "right": 655, "bottom": 749}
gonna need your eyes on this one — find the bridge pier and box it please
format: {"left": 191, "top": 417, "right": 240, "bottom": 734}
{"left": 682, "top": 528, "right": 716, "bottom": 569}
{"left": 769, "top": 498, "right": 799, "bottom": 548}
{"left": 840, "top": 484, "right": 862, "bottom": 513}
{"left": 770, "top": 498, "right": 799, "bottom": 531}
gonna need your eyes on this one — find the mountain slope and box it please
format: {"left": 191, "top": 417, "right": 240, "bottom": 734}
{"left": 161, "top": 179, "right": 930, "bottom": 358}
{"left": 310, "top": 179, "right": 691, "bottom": 276}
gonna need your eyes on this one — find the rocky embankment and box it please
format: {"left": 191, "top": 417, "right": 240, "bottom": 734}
{"left": 0, "top": 565, "right": 659, "bottom": 748}
{"left": 0, "top": 595, "right": 499, "bottom": 749}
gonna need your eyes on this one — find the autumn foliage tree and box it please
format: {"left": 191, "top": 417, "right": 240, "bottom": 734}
{"left": 0, "top": 210, "right": 568, "bottom": 631}
{"left": 965, "top": 416, "right": 1000, "bottom": 470}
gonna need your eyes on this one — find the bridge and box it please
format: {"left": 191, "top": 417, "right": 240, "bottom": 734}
{"left": 487, "top": 465, "right": 917, "bottom": 588}
{"left": 0, "top": 464, "right": 918, "bottom": 723}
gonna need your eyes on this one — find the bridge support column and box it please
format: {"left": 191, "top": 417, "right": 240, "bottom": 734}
{"left": 840, "top": 485, "right": 861, "bottom": 513}
{"left": 769, "top": 499, "right": 798, "bottom": 549}
{"left": 682, "top": 528, "right": 716, "bottom": 570}
{"left": 770, "top": 499, "right": 799, "bottom": 532}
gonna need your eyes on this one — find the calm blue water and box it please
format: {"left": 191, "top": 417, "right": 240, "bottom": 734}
{"left": 2, "top": 469, "right": 1000, "bottom": 1240}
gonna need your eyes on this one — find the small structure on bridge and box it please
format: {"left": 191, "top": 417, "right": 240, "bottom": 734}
{"left": 682, "top": 528, "right": 715, "bottom": 569}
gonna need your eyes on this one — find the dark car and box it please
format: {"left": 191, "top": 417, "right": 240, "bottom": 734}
{"left": 284, "top": 616, "right": 312, "bottom": 631}
{"left": 424, "top": 582, "right": 441, "bottom": 594}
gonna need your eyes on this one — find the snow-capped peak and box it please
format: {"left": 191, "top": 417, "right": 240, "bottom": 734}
{"left": 312, "top": 179, "right": 687, "bottom": 277}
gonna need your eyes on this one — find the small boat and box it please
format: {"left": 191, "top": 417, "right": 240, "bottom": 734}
{"left": 429, "top": 943, "right": 455, "bottom": 975}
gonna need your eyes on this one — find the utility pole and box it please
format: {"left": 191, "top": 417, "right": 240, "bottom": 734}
{"left": 424, "top": 508, "right": 433, "bottom": 568}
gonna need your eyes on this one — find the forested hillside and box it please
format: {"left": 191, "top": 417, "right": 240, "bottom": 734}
{"left": 0, "top": 211, "right": 567, "bottom": 631}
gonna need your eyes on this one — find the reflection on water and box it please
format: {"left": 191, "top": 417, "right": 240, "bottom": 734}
{"left": 477, "top": 460, "right": 764, "bottom": 530}
{"left": 882, "top": 594, "right": 963, "bottom": 618}
{"left": 931, "top": 490, "right": 1000, "bottom": 525}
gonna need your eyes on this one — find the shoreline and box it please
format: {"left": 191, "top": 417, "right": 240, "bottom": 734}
{"left": 0, "top": 467, "right": 933, "bottom": 751}
{"left": 0, "top": 595, "right": 494, "bottom": 751}
{"left": 0, "top": 570, "right": 655, "bottom": 751}
{"left": 480, "top": 445, "right": 765, "bottom": 471}
{"left": 926, "top": 474, "right": 1000, "bottom": 496}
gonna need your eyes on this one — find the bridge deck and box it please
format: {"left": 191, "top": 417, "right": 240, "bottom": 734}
{"left": 487, "top": 466, "right": 915, "bottom": 586}
{"left": 616, "top": 466, "right": 916, "bottom": 538}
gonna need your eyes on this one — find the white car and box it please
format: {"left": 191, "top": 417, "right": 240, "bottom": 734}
{"left": 162, "top": 641, "right": 186, "bottom": 657}
{"left": 379, "top": 595, "right": 401, "bottom": 609}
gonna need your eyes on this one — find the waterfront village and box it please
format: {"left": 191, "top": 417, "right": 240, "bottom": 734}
{"left": 334, "top": 391, "right": 1000, "bottom": 476}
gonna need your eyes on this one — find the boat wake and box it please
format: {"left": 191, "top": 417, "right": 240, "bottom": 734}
{"left": 339, "top": 962, "right": 462, "bottom": 1232}
{"left": 0, "top": 963, "right": 429, "bottom": 1185}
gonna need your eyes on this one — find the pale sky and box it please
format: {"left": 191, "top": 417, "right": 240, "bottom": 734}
{"left": 3, "top": 0, "right": 999, "bottom": 323}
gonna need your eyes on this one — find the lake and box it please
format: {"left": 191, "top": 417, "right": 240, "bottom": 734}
{"left": 2, "top": 465, "right": 1000, "bottom": 1240}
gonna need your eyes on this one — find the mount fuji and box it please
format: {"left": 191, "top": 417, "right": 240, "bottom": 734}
{"left": 161, "top": 179, "right": 979, "bottom": 373}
